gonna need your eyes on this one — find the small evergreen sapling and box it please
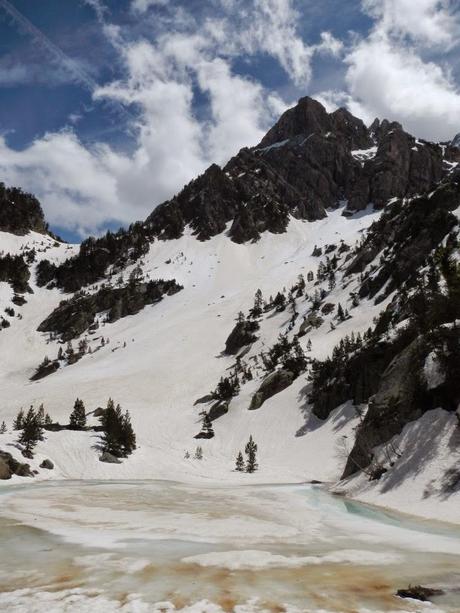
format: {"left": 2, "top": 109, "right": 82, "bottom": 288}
{"left": 194, "top": 446, "right": 203, "bottom": 460}
{"left": 235, "top": 451, "right": 245, "bottom": 471}
{"left": 0, "top": 421, "right": 7, "bottom": 434}
{"left": 36, "top": 403, "right": 45, "bottom": 426}
{"left": 245, "top": 435, "right": 258, "bottom": 473}
{"left": 13, "top": 409, "right": 24, "bottom": 430}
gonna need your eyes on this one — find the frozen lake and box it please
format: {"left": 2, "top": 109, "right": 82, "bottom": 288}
{"left": 0, "top": 480, "right": 459, "bottom": 612}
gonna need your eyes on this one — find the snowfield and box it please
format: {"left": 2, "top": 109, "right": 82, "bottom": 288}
{"left": 0, "top": 208, "right": 459, "bottom": 526}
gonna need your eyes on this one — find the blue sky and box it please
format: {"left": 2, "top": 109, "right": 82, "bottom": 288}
{"left": 0, "top": 0, "right": 459, "bottom": 242}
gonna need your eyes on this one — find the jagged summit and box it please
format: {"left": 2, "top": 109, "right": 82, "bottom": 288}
{"left": 258, "top": 96, "right": 372, "bottom": 150}
{"left": 145, "top": 96, "right": 456, "bottom": 245}
{"left": 452, "top": 132, "right": 460, "bottom": 148}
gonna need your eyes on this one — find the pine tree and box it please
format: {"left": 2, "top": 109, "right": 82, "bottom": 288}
{"left": 100, "top": 399, "right": 136, "bottom": 458}
{"left": 194, "top": 446, "right": 203, "bottom": 460}
{"left": 201, "top": 412, "right": 214, "bottom": 437}
{"left": 235, "top": 451, "right": 245, "bottom": 471}
{"left": 250, "top": 289, "right": 263, "bottom": 317}
{"left": 18, "top": 407, "right": 43, "bottom": 457}
{"left": 245, "top": 435, "right": 258, "bottom": 473}
{"left": 337, "top": 303, "right": 345, "bottom": 321}
{"left": 120, "top": 410, "right": 136, "bottom": 456}
{"left": 36, "top": 404, "right": 45, "bottom": 426}
{"left": 69, "top": 398, "right": 87, "bottom": 430}
{"left": 13, "top": 409, "right": 24, "bottom": 430}
{"left": 184, "top": 450, "right": 191, "bottom": 459}
{"left": 0, "top": 421, "right": 6, "bottom": 434}
{"left": 44, "top": 413, "right": 52, "bottom": 426}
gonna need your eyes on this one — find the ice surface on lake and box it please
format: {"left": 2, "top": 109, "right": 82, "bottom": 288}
{"left": 0, "top": 481, "right": 460, "bottom": 612}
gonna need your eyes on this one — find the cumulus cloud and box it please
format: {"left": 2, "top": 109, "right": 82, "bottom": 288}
{"left": 362, "top": 0, "right": 460, "bottom": 48}
{"left": 318, "top": 0, "right": 460, "bottom": 141}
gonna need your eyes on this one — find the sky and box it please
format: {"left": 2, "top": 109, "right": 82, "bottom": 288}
{"left": 0, "top": 0, "right": 459, "bottom": 242}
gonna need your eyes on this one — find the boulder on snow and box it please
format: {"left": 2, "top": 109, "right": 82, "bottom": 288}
{"left": 249, "top": 369, "right": 294, "bottom": 410}
{"left": 298, "top": 314, "right": 323, "bottom": 336}
{"left": 39, "top": 459, "right": 54, "bottom": 470}
{"left": 321, "top": 302, "right": 335, "bottom": 315}
{"left": 208, "top": 400, "right": 229, "bottom": 421}
{"left": 0, "top": 450, "right": 33, "bottom": 479}
{"left": 194, "top": 431, "right": 214, "bottom": 439}
{"left": 0, "top": 457, "right": 11, "bottom": 480}
{"left": 99, "top": 451, "right": 122, "bottom": 464}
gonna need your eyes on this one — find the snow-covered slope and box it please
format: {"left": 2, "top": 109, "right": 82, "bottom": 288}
{"left": 0, "top": 201, "right": 459, "bottom": 524}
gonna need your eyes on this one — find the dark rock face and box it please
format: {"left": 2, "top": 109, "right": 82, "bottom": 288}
{"left": 0, "top": 183, "right": 47, "bottom": 235}
{"left": 193, "top": 394, "right": 215, "bottom": 406}
{"left": 249, "top": 369, "right": 294, "bottom": 410}
{"left": 37, "top": 279, "right": 183, "bottom": 341}
{"left": 346, "top": 179, "right": 460, "bottom": 302}
{"left": 194, "top": 430, "right": 214, "bottom": 439}
{"left": 208, "top": 400, "right": 229, "bottom": 421}
{"left": 224, "top": 320, "right": 259, "bottom": 355}
{"left": 342, "top": 339, "right": 425, "bottom": 478}
{"left": 145, "top": 97, "right": 446, "bottom": 246}
{"left": 0, "top": 450, "right": 33, "bottom": 479}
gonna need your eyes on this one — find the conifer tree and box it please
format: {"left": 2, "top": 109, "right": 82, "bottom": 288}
{"left": 100, "top": 399, "right": 136, "bottom": 457}
{"left": 18, "top": 407, "right": 43, "bottom": 457}
{"left": 245, "top": 435, "right": 258, "bottom": 473}
{"left": 235, "top": 451, "right": 245, "bottom": 471}
{"left": 194, "top": 445, "right": 203, "bottom": 460}
{"left": 337, "top": 303, "right": 345, "bottom": 321}
{"left": 0, "top": 421, "right": 6, "bottom": 434}
{"left": 120, "top": 410, "right": 136, "bottom": 456}
{"left": 184, "top": 450, "right": 191, "bottom": 459}
{"left": 201, "top": 412, "right": 214, "bottom": 437}
{"left": 36, "top": 404, "right": 45, "bottom": 426}
{"left": 69, "top": 398, "right": 87, "bottom": 430}
{"left": 44, "top": 413, "right": 53, "bottom": 426}
{"left": 13, "top": 409, "right": 24, "bottom": 430}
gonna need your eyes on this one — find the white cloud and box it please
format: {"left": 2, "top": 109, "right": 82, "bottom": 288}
{"left": 362, "top": 0, "right": 460, "bottom": 48}
{"left": 318, "top": 0, "right": 460, "bottom": 141}
{"left": 131, "top": 0, "right": 168, "bottom": 14}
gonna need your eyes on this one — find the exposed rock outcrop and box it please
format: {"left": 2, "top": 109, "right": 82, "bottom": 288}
{"left": 38, "top": 279, "right": 183, "bottom": 341}
{"left": 249, "top": 369, "right": 294, "bottom": 410}
{"left": 224, "top": 320, "right": 259, "bottom": 355}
